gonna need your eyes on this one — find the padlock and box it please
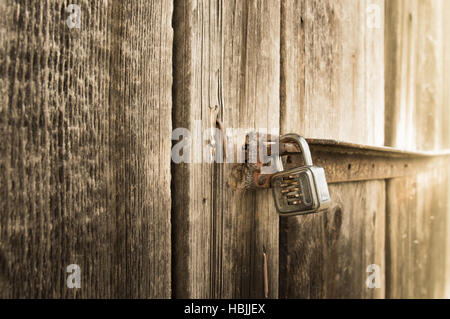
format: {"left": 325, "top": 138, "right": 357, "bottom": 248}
{"left": 271, "top": 134, "right": 331, "bottom": 216}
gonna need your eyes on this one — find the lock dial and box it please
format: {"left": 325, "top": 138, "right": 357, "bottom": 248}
{"left": 272, "top": 169, "right": 315, "bottom": 214}
{"left": 280, "top": 173, "right": 313, "bottom": 207}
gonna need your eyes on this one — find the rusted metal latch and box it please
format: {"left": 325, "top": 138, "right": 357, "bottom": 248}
{"left": 242, "top": 132, "right": 306, "bottom": 190}
{"left": 243, "top": 133, "right": 282, "bottom": 189}
{"left": 241, "top": 133, "right": 450, "bottom": 189}
{"left": 242, "top": 133, "right": 331, "bottom": 216}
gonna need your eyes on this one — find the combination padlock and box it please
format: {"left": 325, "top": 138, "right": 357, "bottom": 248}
{"left": 271, "top": 134, "right": 331, "bottom": 216}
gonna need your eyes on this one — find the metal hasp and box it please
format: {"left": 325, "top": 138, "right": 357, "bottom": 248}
{"left": 243, "top": 136, "right": 450, "bottom": 188}
{"left": 286, "top": 139, "right": 450, "bottom": 184}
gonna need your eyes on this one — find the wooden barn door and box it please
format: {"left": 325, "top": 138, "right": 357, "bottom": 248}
{"left": 1, "top": 0, "right": 449, "bottom": 299}
{"left": 171, "top": 0, "right": 449, "bottom": 299}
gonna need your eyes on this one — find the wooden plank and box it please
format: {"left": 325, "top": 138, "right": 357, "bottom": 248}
{"left": 444, "top": 0, "right": 450, "bottom": 150}
{"left": 0, "top": 0, "right": 172, "bottom": 298}
{"left": 280, "top": 180, "right": 385, "bottom": 298}
{"left": 278, "top": 139, "right": 450, "bottom": 184}
{"left": 280, "top": 0, "right": 386, "bottom": 298}
{"left": 446, "top": 166, "right": 450, "bottom": 298}
{"left": 385, "top": 0, "right": 450, "bottom": 298}
{"left": 385, "top": 0, "right": 450, "bottom": 150}
{"left": 386, "top": 167, "right": 449, "bottom": 298}
{"left": 310, "top": 151, "right": 449, "bottom": 184}
{"left": 281, "top": 0, "right": 384, "bottom": 147}
{"left": 172, "top": 0, "right": 280, "bottom": 298}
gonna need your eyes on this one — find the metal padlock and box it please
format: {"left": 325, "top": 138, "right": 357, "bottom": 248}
{"left": 271, "top": 134, "right": 331, "bottom": 216}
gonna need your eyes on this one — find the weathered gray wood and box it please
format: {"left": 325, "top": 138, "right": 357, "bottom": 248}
{"left": 386, "top": 168, "right": 449, "bottom": 298}
{"left": 281, "top": 0, "right": 385, "bottom": 146}
{"left": 288, "top": 139, "right": 450, "bottom": 184}
{"left": 444, "top": 0, "right": 450, "bottom": 151}
{"left": 446, "top": 166, "right": 450, "bottom": 298}
{"left": 280, "top": 0, "right": 386, "bottom": 298}
{"left": 172, "top": 0, "right": 280, "bottom": 298}
{"left": 280, "top": 181, "right": 385, "bottom": 298}
{"left": 385, "top": 0, "right": 450, "bottom": 150}
{"left": 385, "top": 0, "right": 450, "bottom": 298}
{"left": 0, "top": 0, "right": 172, "bottom": 298}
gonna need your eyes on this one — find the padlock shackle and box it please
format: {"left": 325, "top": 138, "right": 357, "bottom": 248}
{"left": 280, "top": 134, "right": 313, "bottom": 166}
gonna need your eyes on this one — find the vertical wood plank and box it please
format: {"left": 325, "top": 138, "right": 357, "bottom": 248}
{"left": 446, "top": 166, "right": 450, "bottom": 298}
{"left": 280, "top": 0, "right": 386, "bottom": 298}
{"left": 281, "top": 181, "right": 385, "bottom": 298}
{"left": 385, "top": 0, "right": 450, "bottom": 298}
{"left": 385, "top": 0, "right": 450, "bottom": 150}
{"left": 444, "top": 0, "right": 450, "bottom": 150}
{"left": 386, "top": 168, "right": 449, "bottom": 298}
{"left": 0, "top": 0, "right": 172, "bottom": 298}
{"left": 281, "top": 0, "right": 384, "bottom": 146}
{"left": 172, "top": 0, "right": 280, "bottom": 298}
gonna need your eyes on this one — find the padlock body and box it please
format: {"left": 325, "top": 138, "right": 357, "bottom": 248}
{"left": 271, "top": 166, "right": 331, "bottom": 216}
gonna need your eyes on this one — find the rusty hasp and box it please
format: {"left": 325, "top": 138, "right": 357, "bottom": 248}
{"left": 240, "top": 132, "right": 309, "bottom": 190}
{"left": 241, "top": 132, "right": 283, "bottom": 190}
{"left": 239, "top": 136, "right": 450, "bottom": 189}
{"left": 291, "top": 139, "right": 450, "bottom": 184}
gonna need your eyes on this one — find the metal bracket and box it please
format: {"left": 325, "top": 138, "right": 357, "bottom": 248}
{"left": 238, "top": 135, "right": 450, "bottom": 190}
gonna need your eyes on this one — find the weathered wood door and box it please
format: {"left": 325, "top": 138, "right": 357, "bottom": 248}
{"left": 1, "top": 0, "right": 449, "bottom": 298}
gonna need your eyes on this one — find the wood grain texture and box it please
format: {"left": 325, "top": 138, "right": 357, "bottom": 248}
{"left": 280, "top": 0, "right": 386, "bottom": 299}
{"left": 281, "top": 0, "right": 385, "bottom": 147}
{"left": 386, "top": 168, "right": 449, "bottom": 298}
{"left": 444, "top": 0, "right": 450, "bottom": 152}
{"left": 172, "top": 0, "right": 280, "bottom": 298}
{"left": 385, "top": 0, "right": 450, "bottom": 298}
{"left": 385, "top": 0, "right": 450, "bottom": 150}
{"left": 0, "top": 0, "right": 172, "bottom": 298}
{"left": 280, "top": 181, "right": 385, "bottom": 298}
{"left": 446, "top": 166, "right": 450, "bottom": 298}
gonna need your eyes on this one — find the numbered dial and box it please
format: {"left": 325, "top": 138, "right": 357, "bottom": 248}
{"left": 272, "top": 169, "right": 315, "bottom": 214}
